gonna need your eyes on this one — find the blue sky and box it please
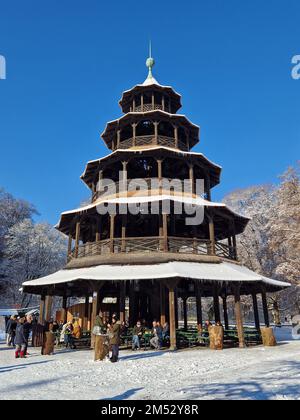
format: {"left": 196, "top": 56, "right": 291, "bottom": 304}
{"left": 0, "top": 0, "right": 299, "bottom": 225}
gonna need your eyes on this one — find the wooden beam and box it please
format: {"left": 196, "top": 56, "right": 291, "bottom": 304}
{"left": 168, "top": 286, "right": 177, "bottom": 350}
{"left": 119, "top": 282, "right": 126, "bottom": 324}
{"left": 163, "top": 213, "right": 168, "bottom": 252}
{"left": 67, "top": 233, "right": 72, "bottom": 258}
{"left": 160, "top": 283, "right": 166, "bottom": 326}
{"left": 62, "top": 295, "right": 68, "bottom": 324}
{"left": 195, "top": 282, "right": 203, "bottom": 327}
{"left": 83, "top": 295, "right": 89, "bottom": 330}
{"left": 74, "top": 221, "right": 81, "bottom": 258}
{"left": 234, "top": 285, "right": 245, "bottom": 348}
{"left": 213, "top": 286, "right": 221, "bottom": 323}
{"left": 44, "top": 295, "right": 53, "bottom": 322}
{"left": 252, "top": 292, "right": 260, "bottom": 331}
{"left": 222, "top": 296, "right": 229, "bottom": 330}
{"left": 121, "top": 215, "right": 127, "bottom": 252}
{"left": 183, "top": 296, "right": 188, "bottom": 330}
{"left": 189, "top": 164, "right": 194, "bottom": 194}
{"left": 261, "top": 289, "right": 270, "bottom": 327}
{"left": 208, "top": 216, "right": 215, "bottom": 255}
{"left": 110, "top": 214, "right": 115, "bottom": 253}
{"left": 38, "top": 294, "right": 46, "bottom": 325}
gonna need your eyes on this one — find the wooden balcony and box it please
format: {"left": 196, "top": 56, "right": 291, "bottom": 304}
{"left": 117, "top": 135, "right": 189, "bottom": 151}
{"left": 68, "top": 236, "right": 237, "bottom": 261}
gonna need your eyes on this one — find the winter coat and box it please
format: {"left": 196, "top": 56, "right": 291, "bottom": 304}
{"left": 94, "top": 316, "right": 107, "bottom": 334}
{"left": 133, "top": 326, "right": 144, "bottom": 337}
{"left": 15, "top": 323, "right": 27, "bottom": 346}
{"left": 7, "top": 320, "right": 17, "bottom": 335}
{"left": 109, "top": 323, "right": 121, "bottom": 345}
{"left": 23, "top": 322, "right": 32, "bottom": 341}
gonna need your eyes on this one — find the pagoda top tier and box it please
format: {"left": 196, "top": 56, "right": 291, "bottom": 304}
{"left": 119, "top": 50, "right": 182, "bottom": 114}
{"left": 102, "top": 50, "right": 200, "bottom": 152}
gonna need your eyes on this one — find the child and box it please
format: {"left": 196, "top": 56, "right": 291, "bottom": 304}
{"left": 15, "top": 317, "right": 27, "bottom": 358}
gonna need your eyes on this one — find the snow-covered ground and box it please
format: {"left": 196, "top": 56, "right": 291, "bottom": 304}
{"left": 0, "top": 327, "right": 299, "bottom": 400}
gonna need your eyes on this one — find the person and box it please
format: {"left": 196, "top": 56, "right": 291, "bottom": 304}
{"left": 204, "top": 320, "right": 212, "bottom": 332}
{"left": 23, "top": 314, "right": 33, "bottom": 355}
{"left": 64, "top": 321, "right": 74, "bottom": 349}
{"left": 132, "top": 320, "right": 144, "bottom": 351}
{"left": 94, "top": 311, "right": 109, "bottom": 362}
{"left": 15, "top": 317, "right": 27, "bottom": 358}
{"left": 108, "top": 316, "right": 121, "bottom": 363}
{"left": 150, "top": 320, "right": 163, "bottom": 350}
{"left": 120, "top": 320, "right": 129, "bottom": 336}
{"left": 6, "top": 315, "right": 17, "bottom": 347}
{"left": 72, "top": 319, "right": 81, "bottom": 339}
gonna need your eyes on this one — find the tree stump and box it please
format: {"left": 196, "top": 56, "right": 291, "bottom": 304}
{"left": 261, "top": 327, "right": 277, "bottom": 346}
{"left": 209, "top": 326, "right": 224, "bottom": 350}
{"left": 42, "top": 332, "right": 55, "bottom": 355}
{"left": 94, "top": 335, "right": 109, "bottom": 361}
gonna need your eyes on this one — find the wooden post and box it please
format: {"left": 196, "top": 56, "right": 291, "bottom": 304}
{"left": 117, "top": 130, "right": 121, "bottom": 149}
{"left": 62, "top": 295, "right": 68, "bottom": 324}
{"left": 174, "top": 126, "right": 178, "bottom": 148}
{"left": 44, "top": 295, "right": 53, "bottom": 322}
{"left": 154, "top": 121, "right": 158, "bottom": 144}
{"left": 195, "top": 283, "right": 203, "bottom": 327}
{"left": 129, "top": 283, "right": 136, "bottom": 326}
{"left": 119, "top": 282, "right": 126, "bottom": 323}
{"left": 152, "top": 92, "right": 155, "bottom": 109}
{"left": 133, "top": 98, "right": 136, "bottom": 112}
{"left": 132, "top": 124, "right": 136, "bottom": 146}
{"left": 168, "top": 285, "right": 177, "bottom": 350}
{"left": 252, "top": 292, "right": 260, "bottom": 331}
{"left": 67, "top": 233, "right": 72, "bottom": 258}
{"left": 213, "top": 286, "right": 221, "bottom": 323}
{"left": 162, "top": 213, "right": 168, "bottom": 252}
{"left": 189, "top": 164, "right": 194, "bottom": 194}
{"left": 261, "top": 289, "right": 270, "bottom": 327}
{"left": 110, "top": 214, "right": 115, "bottom": 253}
{"left": 141, "top": 94, "right": 144, "bottom": 112}
{"left": 208, "top": 216, "right": 215, "bottom": 255}
{"left": 206, "top": 174, "right": 211, "bottom": 201}
{"left": 38, "top": 294, "right": 46, "bottom": 325}
{"left": 160, "top": 283, "right": 166, "bottom": 326}
{"left": 234, "top": 285, "right": 245, "bottom": 348}
{"left": 222, "top": 296, "right": 229, "bottom": 330}
{"left": 91, "top": 283, "right": 104, "bottom": 348}
{"left": 121, "top": 215, "right": 127, "bottom": 252}
{"left": 83, "top": 295, "right": 89, "bottom": 330}
{"left": 74, "top": 221, "right": 80, "bottom": 258}
{"left": 183, "top": 297, "right": 188, "bottom": 330}
{"left": 162, "top": 95, "right": 165, "bottom": 111}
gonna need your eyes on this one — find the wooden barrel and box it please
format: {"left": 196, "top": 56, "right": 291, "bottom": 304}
{"left": 209, "top": 326, "right": 224, "bottom": 350}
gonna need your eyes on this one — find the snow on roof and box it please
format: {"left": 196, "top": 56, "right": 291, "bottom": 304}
{"left": 22, "top": 261, "right": 290, "bottom": 290}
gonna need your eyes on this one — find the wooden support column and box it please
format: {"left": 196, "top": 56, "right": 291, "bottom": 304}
{"left": 252, "top": 292, "right": 261, "bottom": 331}
{"left": 208, "top": 215, "right": 216, "bottom": 255}
{"left": 165, "top": 281, "right": 178, "bottom": 351}
{"left": 162, "top": 213, "right": 168, "bottom": 252}
{"left": 67, "top": 233, "right": 72, "bottom": 258}
{"left": 109, "top": 214, "right": 115, "bottom": 253}
{"left": 74, "top": 221, "right": 81, "bottom": 258}
{"left": 213, "top": 286, "right": 221, "bottom": 323}
{"left": 189, "top": 164, "right": 194, "bottom": 194}
{"left": 195, "top": 283, "right": 203, "bottom": 327}
{"left": 61, "top": 295, "right": 68, "bottom": 324}
{"left": 133, "top": 98, "right": 136, "bottom": 112}
{"left": 152, "top": 92, "right": 155, "bottom": 109}
{"left": 206, "top": 174, "right": 211, "bottom": 201}
{"left": 160, "top": 283, "right": 166, "bottom": 326}
{"left": 182, "top": 296, "right": 188, "bottom": 330}
{"left": 38, "top": 294, "right": 46, "bottom": 325}
{"left": 119, "top": 282, "right": 126, "bottom": 323}
{"left": 261, "top": 289, "right": 270, "bottom": 327}
{"left": 234, "top": 285, "right": 246, "bottom": 348}
{"left": 91, "top": 282, "right": 104, "bottom": 348}
{"left": 129, "top": 283, "right": 136, "bottom": 326}
{"left": 132, "top": 124, "right": 136, "bottom": 146}
{"left": 222, "top": 295, "right": 229, "bottom": 330}
{"left": 154, "top": 121, "right": 158, "bottom": 145}
{"left": 141, "top": 94, "right": 144, "bottom": 111}
{"left": 44, "top": 295, "right": 53, "bottom": 322}
{"left": 121, "top": 215, "right": 127, "bottom": 252}
{"left": 162, "top": 95, "right": 165, "bottom": 111}
{"left": 83, "top": 295, "right": 89, "bottom": 330}
{"left": 174, "top": 126, "right": 178, "bottom": 148}
{"left": 117, "top": 129, "right": 121, "bottom": 149}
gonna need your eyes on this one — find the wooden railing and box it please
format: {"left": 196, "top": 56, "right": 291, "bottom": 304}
{"left": 69, "top": 236, "right": 237, "bottom": 261}
{"left": 116, "top": 135, "right": 189, "bottom": 151}
{"left": 134, "top": 104, "right": 164, "bottom": 112}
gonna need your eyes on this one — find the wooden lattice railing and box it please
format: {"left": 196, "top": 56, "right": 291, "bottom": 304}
{"left": 69, "top": 236, "right": 236, "bottom": 261}
{"left": 134, "top": 104, "right": 164, "bottom": 112}
{"left": 116, "top": 135, "right": 188, "bottom": 151}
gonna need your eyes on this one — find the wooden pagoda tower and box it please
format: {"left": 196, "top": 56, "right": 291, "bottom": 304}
{"left": 23, "top": 51, "right": 289, "bottom": 350}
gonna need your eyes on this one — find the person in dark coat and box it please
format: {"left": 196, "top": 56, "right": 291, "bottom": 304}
{"left": 132, "top": 321, "right": 144, "bottom": 350}
{"left": 23, "top": 315, "right": 33, "bottom": 355}
{"left": 108, "top": 317, "right": 121, "bottom": 363}
{"left": 6, "top": 315, "right": 17, "bottom": 347}
{"left": 15, "top": 317, "right": 27, "bottom": 358}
